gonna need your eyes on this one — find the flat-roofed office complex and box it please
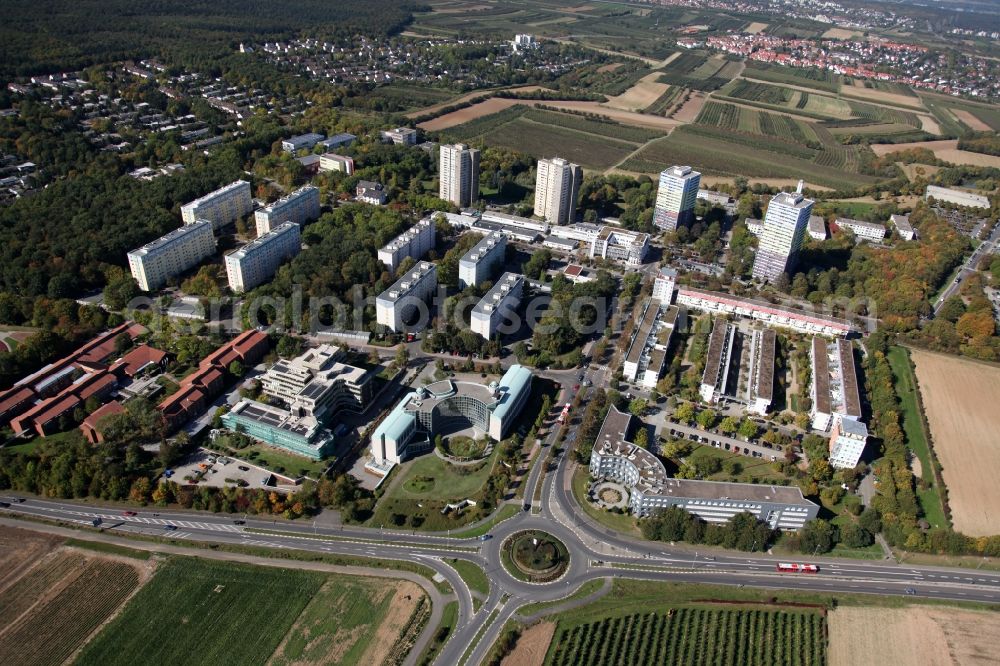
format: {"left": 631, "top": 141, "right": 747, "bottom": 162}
{"left": 534, "top": 157, "right": 582, "bottom": 225}
{"left": 225, "top": 222, "right": 301, "bottom": 293}
{"left": 752, "top": 182, "right": 813, "bottom": 283}
{"left": 458, "top": 231, "right": 506, "bottom": 289}
{"left": 376, "top": 262, "right": 437, "bottom": 332}
{"left": 377, "top": 217, "right": 436, "bottom": 273}
{"left": 653, "top": 165, "right": 700, "bottom": 231}
{"left": 369, "top": 365, "right": 533, "bottom": 468}
{"left": 590, "top": 227, "right": 649, "bottom": 265}
{"left": 181, "top": 180, "right": 252, "bottom": 231}
{"left": 590, "top": 406, "right": 818, "bottom": 527}
{"left": 254, "top": 185, "right": 320, "bottom": 236}
{"left": 439, "top": 143, "right": 480, "bottom": 207}
{"left": 128, "top": 221, "right": 216, "bottom": 292}
{"left": 925, "top": 184, "right": 990, "bottom": 209}
{"left": 470, "top": 273, "right": 524, "bottom": 340}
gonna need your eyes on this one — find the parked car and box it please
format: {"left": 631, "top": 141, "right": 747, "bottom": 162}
{"left": 238, "top": 466, "right": 250, "bottom": 472}
{"left": 233, "top": 520, "right": 246, "bottom": 526}
{"left": 122, "top": 511, "right": 137, "bottom": 517}
{"left": 91, "top": 518, "right": 102, "bottom": 527}
{"left": 478, "top": 534, "right": 493, "bottom": 541}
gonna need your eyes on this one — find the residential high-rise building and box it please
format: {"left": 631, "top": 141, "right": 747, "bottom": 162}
{"left": 225, "top": 222, "right": 301, "bottom": 293}
{"left": 459, "top": 231, "right": 506, "bottom": 290}
{"left": 471, "top": 273, "right": 524, "bottom": 340}
{"left": 534, "top": 157, "right": 582, "bottom": 225}
{"left": 439, "top": 144, "right": 480, "bottom": 207}
{"left": 181, "top": 181, "right": 253, "bottom": 231}
{"left": 751, "top": 181, "right": 813, "bottom": 283}
{"left": 254, "top": 185, "right": 320, "bottom": 236}
{"left": 375, "top": 262, "right": 438, "bottom": 332}
{"left": 653, "top": 165, "right": 700, "bottom": 231}
{"left": 652, "top": 266, "right": 677, "bottom": 302}
{"left": 377, "top": 217, "right": 436, "bottom": 273}
{"left": 128, "top": 221, "right": 216, "bottom": 292}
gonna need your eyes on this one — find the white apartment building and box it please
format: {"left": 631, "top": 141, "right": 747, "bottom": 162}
{"left": 377, "top": 217, "right": 436, "bottom": 273}
{"left": 807, "top": 215, "right": 827, "bottom": 241}
{"left": 356, "top": 180, "right": 387, "bottom": 206}
{"left": 254, "top": 185, "right": 320, "bottom": 236}
{"left": 652, "top": 266, "right": 677, "bottom": 302}
{"left": 225, "top": 222, "right": 301, "bottom": 293}
{"left": 459, "top": 231, "right": 506, "bottom": 290}
{"left": 318, "top": 153, "right": 354, "bottom": 175}
{"left": 747, "top": 329, "right": 776, "bottom": 415}
{"left": 181, "top": 180, "right": 253, "bottom": 231}
{"left": 622, "top": 300, "right": 677, "bottom": 388}
{"left": 700, "top": 320, "right": 734, "bottom": 403}
{"left": 381, "top": 127, "right": 418, "bottom": 145}
{"left": 281, "top": 133, "right": 324, "bottom": 153}
{"left": 745, "top": 218, "right": 764, "bottom": 235}
{"left": 835, "top": 217, "right": 886, "bottom": 242}
{"left": 653, "top": 165, "right": 701, "bottom": 231}
{"left": 810, "top": 336, "right": 863, "bottom": 431}
{"left": 439, "top": 144, "right": 480, "bottom": 208}
{"left": 376, "top": 262, "right": 438, "bottom": 332}
{"left": 891, "top": 214, "right": 916, "bottom": 241}
{"left": 829, "top": 416, "right": 868, "bottom": 469}
{"left": 925, "top": 184, "right": 990, "bottom": 209}
{"left": 751, "top": 182, "right": 813, "bottom": 283}
{"left": 534, "top": 157, "right": 582, "bottom": 225}
{"left": 590, "top": 226, "right": 649, "bottom": 265}
{"left": 470, "top": 273, "right": 524, "bottom": 340}
{"left": 513, "top": 34, "right": 538, "bottom": 51}
{"left": 128, "top": 220, "right": 216, "bottom": 292}
{"left": 677, "top": 287, "right": 854, "bottom": 337}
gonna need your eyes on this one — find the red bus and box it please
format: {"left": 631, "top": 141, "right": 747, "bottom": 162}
{"left": 557, "top": 403, "right": 571, "bottom": 425}
{"left": 775, "top": 562, "right": 819, "bottom": 573}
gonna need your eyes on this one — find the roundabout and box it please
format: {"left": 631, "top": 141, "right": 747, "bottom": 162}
{"left": 501, "top": 530, "right": 570, "bottom": 583}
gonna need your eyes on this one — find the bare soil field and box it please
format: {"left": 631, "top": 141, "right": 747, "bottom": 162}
{"left": 596, "top": 62, "right": 623, "bottom": 73}
{"left": 360, "top": 581, "right": 424, "bottom": 664}
{"left": 404, "top": 85, "right": 548, "bottom": 119}
{"left": 419, "top": 97, "right": 681, "bottom": 132}
{"left": 606, "top": 72, "right": 671, "bottom": 111}
{"left": 911, "top": 349, "right": 1000, "bottom": 537}
{"left": 823, "top": 27, "right": 863, "bottom": 40}
{"left": 0, "top": 526, "right": 62, "bottom": 592}
{"left": 745, "top": 22, "right": 768, "bottom": 34}
{"left": 501, "top": 621, "right": 556, "bottom": 666}
{"left": 671, "top": 90, "right": 707, "bottom": 123}
{"left": 951, "top": 109, "right": 993, "bottom": 133}
{"left": 871, "top": 139, "right": 1000, "bottom": 169}
{"left": 829, "top": 605, "right": 1000, "bottom": 666}
{"left": 920, "top": 114, "right": 942, "bottom": 135}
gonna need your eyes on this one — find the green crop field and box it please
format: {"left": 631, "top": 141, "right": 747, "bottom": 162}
{"left": 742, "top": 60, "right": 840, "bottom": 92}
{"left": 919, "top": 92, "right": 1000, "bottom": 133}
{"left": 0, "top": 553, "right": 140, "bottom": 666}
{"left": 442, "top": 106, "right": 663, "bottom": 170}
{"left": 658, "top": 51, "right": 736, "bottom": 91}
{"left": 718, "top": 80, "right": 852, "bottom": 120}
{"left": 696, "top": 101, "right": 822, "bottom": 146}
{"left": 366, "top": 83, "right": 457, "bottom": 112}
{"left": 77, "top": 558, "right": 325, "bottom": 666}
{"left": 645, "top": 86, "right": 684, "bottom": 115}
{"left": 545, "top": 607, "right": 826, "bottom": 666}
{"left": 620, "top": 126, "right": 877, "bottom": 189}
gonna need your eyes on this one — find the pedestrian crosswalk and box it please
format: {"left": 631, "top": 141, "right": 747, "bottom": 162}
{"left": 34, "top": 506, "right": 243, "bottom": 533}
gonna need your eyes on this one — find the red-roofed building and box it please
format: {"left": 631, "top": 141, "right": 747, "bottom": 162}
{"left": 110, "top": 344, "right": 168, "bottom": 379}
{"left": 159, "top": 385, "right": 208, "bottom": 431}
{"left": 10, "top": 370, "right": 118, "bottom": 437}
{"left": 80, "top": 400, "right": 125, "bottom": 444}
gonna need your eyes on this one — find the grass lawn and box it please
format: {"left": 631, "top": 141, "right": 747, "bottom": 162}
{"left": 395, "top": 448, "right": 498, "bottom": 500}
{"left": 517, "top": 578, "right": 605, "bottom": 618}
{"left": 571, "top": 465, "right": 641, "bottom": 537}
{"left": 684, "top": 445, "right": 789, "bottom": 484}
{"left": 78, "top": 558, "right": 325, "bottom": 666}
{"left": 447, "top": 558, "right": 489, "bottom": 610}
{"left": 226, "top": 442, "right": 330, "bottom": 478}
{"left": 451, "top": 503, "right": 521, "bottom": 538}
{"left": 416, "top": 600, "right": 459, "bottom": 666}
{"left": 886, "top": 346, "right": 947, "bottom": 528}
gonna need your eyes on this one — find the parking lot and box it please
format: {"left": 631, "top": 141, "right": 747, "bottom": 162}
{"left": 167, "top": 448, "right": 282, "bottom": 491}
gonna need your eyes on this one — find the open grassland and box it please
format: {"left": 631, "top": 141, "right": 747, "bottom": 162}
{"left": 829, "top": 606, "right": 1000, "bottom": 666}
{"left": 0, "top": 541, "right": 146, "bottom": 666}
{"left": 871, "top": 139, "right": 1000, "bottom": 169}
{"left": 911, "top": 349, "right": 1000, "bottom": 537}
{"left": 545, "top": 606, "right": 825, "bottom": 666}
{"left": 741, "top": 61, "right": 840, "bottom": 92}
{"left": 77, "top": 558, "right": 324, "bottom": 666}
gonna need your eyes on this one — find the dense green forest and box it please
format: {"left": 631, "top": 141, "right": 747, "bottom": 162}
{"left": 0, "top": 0, "right": 422, "bottom": 80}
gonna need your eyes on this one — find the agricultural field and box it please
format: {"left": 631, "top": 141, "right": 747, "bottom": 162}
{"left": 741, "top": 60, "right": 840, "bottom": 92}
{"left": 871, "top": 139, "right": 1000, "bottom": 169}
{"left": 645, "top": 85, "right": 685, "bottom": 116}
{"left": 439, "top": 105, "right": 666, "bottom": 170}
{"left": 919, "top": 92, "right": 1000, "bottom": 134}
{"left": 0, "top": 534, "right": 148, "bottom": 666}
{"left": 657, "top": 51, "right": 737, "bottom": 91}
{"left": 365, "top": 83, "right": 457, "bottom": 113}
{"left": 840, "top": 79, "right": 924, "bottom": 110}
{"left": 910, "top": 349, "right": 1000, "bottom": 537}
{"left": 829, "top": 606, "right": 1000, "bottom": 666}
{"left": 621, "top": 124, "right": 877, "bottom": 189}
{"left": 606, "top": 71, "right": 671, "bottom": 112}
{"left": 695, "top": 101, "right": 822, "bottom": 147}
{"left": 717, "top": 80, "right": 852, "bottom": 120}
{"left": 545, "top": 607, "right": 825, "bottom": 665}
